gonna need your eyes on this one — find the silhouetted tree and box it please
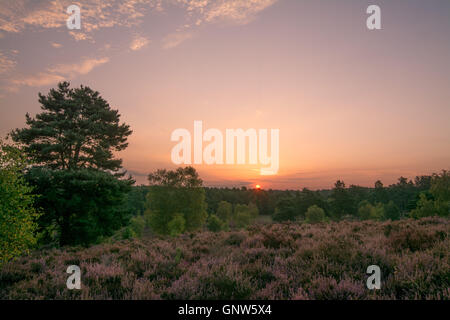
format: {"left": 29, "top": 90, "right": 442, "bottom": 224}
{"left": 330, "top": 180, "right": 355, "bottom": 218}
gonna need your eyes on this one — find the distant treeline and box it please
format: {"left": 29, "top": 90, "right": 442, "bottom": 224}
{"left": 125, "top": 171, "right": 449, "bottom": 222}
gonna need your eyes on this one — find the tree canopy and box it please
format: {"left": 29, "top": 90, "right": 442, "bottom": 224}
{"left": 11, "top": 81, "right": 132, "bottom": 173}
{"left": 146, "top": 166, "right": 207, "bottom": 235}
{"left": 10, "top": 82, "right": 133, "bottom": 246}
{"left": 0, "top": 140, "right": 40, "bottom": 263}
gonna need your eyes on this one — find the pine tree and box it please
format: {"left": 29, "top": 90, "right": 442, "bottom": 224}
{"left": 11, "top": 82, "right": 133, "bottom": 246}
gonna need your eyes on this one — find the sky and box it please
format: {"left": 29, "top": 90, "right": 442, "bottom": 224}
{"left": 0, "top": 0, "right": 449, "bottom": 189}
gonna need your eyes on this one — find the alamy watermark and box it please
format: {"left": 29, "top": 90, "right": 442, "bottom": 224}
{"left": 366, "top": 265, "right": 381, "bottom": 289}
{"left": 171, "top": 121, "right": 279, "bottom": 175}
{"left": 66, "top": 5, "right": 81, "bottom": 30}
{"left": 64, "top": 4, "right": 380, "bottom": 31}
{"left": 66, "top": 265, "right": 81, "bottom": 290}
{"left": 367, "top": 5, "right": 381, "bottom": 30}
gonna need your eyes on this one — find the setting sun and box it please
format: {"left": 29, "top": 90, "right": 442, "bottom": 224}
{"left": 255, "top": 184, "right": 261, "bottom": 190}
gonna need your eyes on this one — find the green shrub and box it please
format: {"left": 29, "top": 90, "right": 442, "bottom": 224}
{"left": 129, "top": 215, "right": 146, "bottom": 237}
{"left": 357, "top": 201, "right": 384, "bottom": 221}
{"left": 305, "top": 205, "right": 326, "bottom": 224}
{"left": 207, "top": 215, "right": 225, "bottom": 232}
{"left": 168, "top": 213, "right": 185, "bottom": 237}
{"left": 411, "top": 193, "right": 439, "bottom": 219}
{"left": 122, "top": 227, "right": 136, "bottom": 240}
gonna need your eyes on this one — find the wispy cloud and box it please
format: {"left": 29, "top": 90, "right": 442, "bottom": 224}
{"left": 0, "top": 51, "right": 17, "bottom": 74}
{"left": 130, "top": 35, "right": 150, "bottom": 51}
{"left": 162, "top": 31, "right": 194, "bottom": 49}
{"left": 9, "top": 57, "right": 109, "bottom": 89}
{"left": 0, "top": 0, "right": 160, "bottom": 39}
{"left": 163, "top": 0, "right": 278, "bottom": 49}
{"left": 181, "top": 0, "right": 278, "bottom": 26}
{"left": 50, "top": 42, "right": 62, "bottom": 48}
{"left": 0, "top": 0, "right": 278, "bottom": 94}
{"left": 10, "top": 73, "right": 65, "bottom": 88}
{"left": 47, "top": 57, "right": 109, "bottom": 75}
{"left": 0, "top": 0, "right": 277, "bottom": 48}
{"left": 69, "top": 31, "right": 91, "bottom": 42}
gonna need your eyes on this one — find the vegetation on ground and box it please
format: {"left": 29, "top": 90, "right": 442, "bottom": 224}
{"left": 0, "top": 217, "right": 447, "bottom": 300}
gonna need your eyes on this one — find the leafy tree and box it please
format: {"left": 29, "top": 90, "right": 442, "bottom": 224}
{"left": 0, "top": 140, "right": 40, "bottom": 264}
{"left": 373, "top": 180, "right": 388, "bottom": 204}
{"left": 273, "top": 197, "right": 298, "bottom": 222}
{"left": 129, "top": 215, "right": 146, "bottom": 237}
{"left": 146, "top": 167, "right": 207, "bottom": 235}
{"left": 357, "top": 200, "right": 384, "bottom": 221}
{"left": 348, "top": 185, "right": 370, "bottom": 206}
{"left": 124, "top": 186, "right": 149, "bottom": 216}
{"left": 231, "top": 203, "right": 258, "bottom": 228}
{"left": 414, "top": 175, "right": 433, "bottom": 191}
{"left": 330, "top": 180, "right": 355, "bottom": 218}
{"left": 11, "top": 82, "right": 133, "bottom": 246}
{"left": 305, "top": 205, "right": 326, "bottom": 224}
{"left": 26, "top": 167, "right": 132, "bottom": 246}
{"left": 410, "top": 193, "right": 438, "bottom": 219}
{"left": 252, "top": 187, "right": 270, "bottom": 215}
{"left": 430, "top": 170, "right": 450, "bottom": 209}
{"left": 234, "top": 210, "right": 252, "bottom": 228}
{"left": 147, "top": 167, "right": 203, "bottom": 188}
{"left": 247, "top": 202, "right": 259, "bottom": 219}
{"left": 297, "top": 188, "right": 328, "bottom": 219}
{"left": 384, "top": 200, "right": 400, "bottom": 221}
{"left": 389, "top": 177, "right": 416, "bottom": 212}
{"left": 216, "top": 200, "right": 233, "bottom": 222}
{"left": 11, "top": 82, "right": 132, "bottom": 172}
{"left": 411, "top": 171, "right": 449, "bottom": 218}
{"left": 207, "top": 214, "right": 226, "bottom": 232}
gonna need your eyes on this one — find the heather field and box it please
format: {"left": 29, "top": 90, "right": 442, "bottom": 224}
{"left": 0, "top": 217, "right": 448, "bottom": 300}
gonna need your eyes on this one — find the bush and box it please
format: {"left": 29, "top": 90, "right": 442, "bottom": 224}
{"left": 129, "top": 215, "right": 146, "bottom": 237}
{"left": 357, "top": 201, "right": 384, "bottom": 221}
{"left": 388, "top": 227, "right": 443, "bottom": 252}
{"left": 224, "top": 232, "right": 246, "bottom": 246}
{"left": 411, "top": 193, "right": 438, "bottom": 219}
{"left": 122, "top": 227, "right": 137, "bottom": 240}
{"left": 305, "top": 205, "right": 326, "bottom": 224}
{"left": 207, "top": 215, "right": 225, "bottom": 232}
{"left": 168, "top": 214, "right": 185, "bottom": 237}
